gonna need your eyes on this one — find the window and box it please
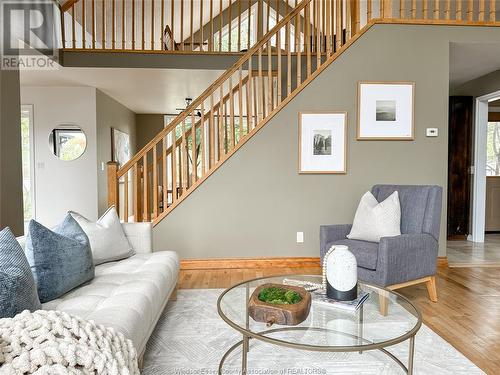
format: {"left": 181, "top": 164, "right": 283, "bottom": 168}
{"left": 164, "top": 114, "right": 177, "bottom": 127}
{"left": 211, "top": 5, "right": 298, "bottom": 52}
{"left": 213, "top": 4, "right": 258, "bottom": 52}
{"left": 487, "top": 121, "right": 500, "bottom": 176}
{"left": 21, "top": 105, "right": 35, "bottom": 232}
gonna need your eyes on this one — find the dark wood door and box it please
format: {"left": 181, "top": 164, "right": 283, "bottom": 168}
{"left": 448, "top": 96, "right": 473, "bottom": 238}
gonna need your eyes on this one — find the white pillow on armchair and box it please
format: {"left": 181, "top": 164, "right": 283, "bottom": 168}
{"left": 347, "top": 191, "right": 401, "bottom": 243}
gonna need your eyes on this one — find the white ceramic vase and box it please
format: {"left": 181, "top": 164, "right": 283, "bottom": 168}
{"left": 325, "top": 245, "right": 358, "bottom": 301}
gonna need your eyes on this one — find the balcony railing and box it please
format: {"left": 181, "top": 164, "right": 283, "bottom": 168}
{"left": 61, "top": 0, "right": 300, "bottom": 52}
{"left": 61, "top": 0, "right": 498, "bottom": 54}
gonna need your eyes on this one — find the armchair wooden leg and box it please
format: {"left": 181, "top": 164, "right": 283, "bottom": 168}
{"left": 425, "top": 276, "right": 438, "bottom": 302}
{"left": 378, "top": 290, "right": 389, "bottom": 316}
{"left": 388, "top": 276, "right": 438, "bottom": 303}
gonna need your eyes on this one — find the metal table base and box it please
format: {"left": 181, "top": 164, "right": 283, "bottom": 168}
{"left": 219, "top": 326, "right": 416, "bottom": 375}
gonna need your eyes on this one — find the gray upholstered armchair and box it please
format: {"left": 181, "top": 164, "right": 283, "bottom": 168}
{"left": 320, "top": 184, "right": 442, "bottom": 303}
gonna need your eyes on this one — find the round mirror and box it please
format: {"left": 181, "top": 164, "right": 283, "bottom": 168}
{"left": 48, "top": 124, "right": 87, "bottom": 161}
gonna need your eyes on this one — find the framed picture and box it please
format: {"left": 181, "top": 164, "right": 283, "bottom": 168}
{"left": 298, "top": 112, "right": 347, "bottom": 174}
{"left": 357, "top": 82, "right": 415, "bottom": 140}
{"left": 111, "top": 128, "right": 131, "bottom": 167}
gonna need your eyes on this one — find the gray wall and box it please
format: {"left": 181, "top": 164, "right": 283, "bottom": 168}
{"left": 0, "top": 69, "right": 24, "bottom": 235}
{"left": 96, "top": 90, "right": 137, "bottom": 215}
{"left": 136, "top": 114, "right": 164, "bottom": 150}
{"left": 152, "top": 24, "right": 500, "bottom": 260}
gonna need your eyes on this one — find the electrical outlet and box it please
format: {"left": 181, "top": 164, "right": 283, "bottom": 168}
{"left": 296, "top": 232, "right": 304, "bottom": 243}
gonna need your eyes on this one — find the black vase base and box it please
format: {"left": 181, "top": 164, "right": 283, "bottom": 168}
{"left": 326, "top": 282, "right": 358, "bottom": 301}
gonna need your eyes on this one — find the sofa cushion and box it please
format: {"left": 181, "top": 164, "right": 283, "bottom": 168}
{"left": 70, "top": 206, "right": 135, "bottom": 265}
{"left": 42, "top": 251, "right": 179, "bottom": 354}
{"left": 0, "top": 227, "right": 41, "bottom": 318}
{"left": 328, "top": 239, "right": 379, "bottom": 270}
{"left": 25, "top": 215, "right": 94, "bottom": 303}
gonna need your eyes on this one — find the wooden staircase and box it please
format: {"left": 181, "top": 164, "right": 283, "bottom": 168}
{"left": 104, "top": 0, "right": 499, "bottom": 226}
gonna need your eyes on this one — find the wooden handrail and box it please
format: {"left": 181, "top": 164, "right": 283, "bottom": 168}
{"left": 108, "top": 0, "right": 500, "bottom": 224}
{"left": 61, "top": 0, "right": 79, "bottom": 12}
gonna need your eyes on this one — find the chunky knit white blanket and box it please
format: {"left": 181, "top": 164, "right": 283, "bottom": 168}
{"left": 0, "top": 310, "right": 139, "bottom": 375}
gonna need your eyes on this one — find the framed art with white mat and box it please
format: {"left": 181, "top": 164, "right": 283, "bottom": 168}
{"left": 357, "top": 82, "right": 415, "bottom": 140}
{"left": 298, "top": 112, "right": 347, "bottom": 174}
{"left": 111, "top": 128, "right": 131, "bottom": 167}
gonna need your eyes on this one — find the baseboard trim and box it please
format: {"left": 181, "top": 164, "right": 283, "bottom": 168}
{"left": 180, "top": 257, "right": 321, "bottom": 270}
{"left": 437, "top": 257, "right": 448, "bottom": 268}
{"left": 447, "top": 235, "right": 467, "bottom": 241}
{"left": 448, "top": 262, "right": 500, "bottom": 268}
{"left": 181, "top": 256, "right": 448, "bottom": 270}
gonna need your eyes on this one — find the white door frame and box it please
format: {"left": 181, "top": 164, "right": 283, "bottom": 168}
{"left": 472, "top": 90, "right": 500, "bottom": 242}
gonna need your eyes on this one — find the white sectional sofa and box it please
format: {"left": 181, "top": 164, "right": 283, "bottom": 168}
{"left": 18, "top": 222, "right": 179, "bottom": 359}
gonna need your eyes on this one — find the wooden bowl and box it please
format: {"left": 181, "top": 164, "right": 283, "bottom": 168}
{"left": 248, "top": 283, "right": 311, "bottom": 326}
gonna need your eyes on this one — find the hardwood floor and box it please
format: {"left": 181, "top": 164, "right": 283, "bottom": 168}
{"left": 447, "top": 234, "right": 500, "bottom": 267}
{"left": 178, "top": 265, "right": 500, "bottom": 375}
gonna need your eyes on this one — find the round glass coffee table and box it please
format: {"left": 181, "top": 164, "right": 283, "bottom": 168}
{"left": 217, "top": 275, "right": 421, "bottom": 374}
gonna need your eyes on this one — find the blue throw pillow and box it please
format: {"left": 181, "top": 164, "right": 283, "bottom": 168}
{"left": 0, "top": 227, "right": 41, "bottom": 318}
{"left": 26, "top": 214, "right": 95, "bottom": 303}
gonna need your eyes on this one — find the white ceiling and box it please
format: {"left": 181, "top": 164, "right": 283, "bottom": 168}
{"left": 450, "top": 42, "right": 500, "bottom": 90}
{"left": 20, "top": 66, "right": 226, "bottom": 114}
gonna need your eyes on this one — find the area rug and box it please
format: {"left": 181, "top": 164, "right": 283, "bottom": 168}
{"left": 142, "top": 289, "right": 484, "bottom": 375}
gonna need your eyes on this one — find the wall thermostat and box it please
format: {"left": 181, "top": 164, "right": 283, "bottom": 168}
{"left": 426, "top": 128, "right": 438, "bottom": 137}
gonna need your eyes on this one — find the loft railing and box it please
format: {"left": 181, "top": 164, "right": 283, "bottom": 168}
{"left": 374, "top": 0, "right": 496, "bottom": 21}
{"left": 107, "top": 0, "right": 499, "bottom": 224}
{"left": 61, "top": 0, "right": 498, "bottom": 54}
{"left": 60, "top": 0, "right": 301, "bottom": 52}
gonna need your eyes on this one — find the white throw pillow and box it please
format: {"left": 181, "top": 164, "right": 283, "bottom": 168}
{"left": 69, "top": 206, "right": 135, "bottom": 265}
{"left": 346, "top": 191, "right": 401, "bottom": 243}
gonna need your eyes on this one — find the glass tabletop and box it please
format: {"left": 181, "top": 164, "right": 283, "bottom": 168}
{"left": 217, "top": 275, "right": 421, "bottom": 351}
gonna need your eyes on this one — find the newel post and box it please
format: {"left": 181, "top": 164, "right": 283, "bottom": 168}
{"left": 107, "top": 161, "right": 119, "bottom": 211}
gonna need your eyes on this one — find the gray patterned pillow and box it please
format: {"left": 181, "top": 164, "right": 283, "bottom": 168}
{"left": 0, "top": 227, "right": 41, "bottom": 318}
{"left": 25, "top": 214, "right": 95, "bottom": 303}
